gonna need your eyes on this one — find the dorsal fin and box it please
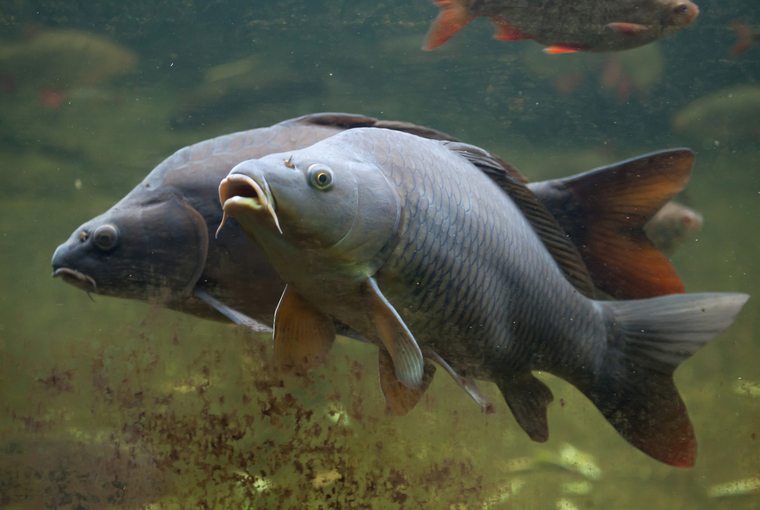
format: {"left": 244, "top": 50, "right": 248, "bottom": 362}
{"left": 444, "top": 141, "right": 595, "bottom": 298}
{"left": 295, "top": 112, "right": 463, "bottom": 143}
{"left": 528, "top": 149, "right": 693, "bottom": 299}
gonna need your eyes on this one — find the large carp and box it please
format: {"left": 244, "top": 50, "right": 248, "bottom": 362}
{"left": 218, "top": 128, "right": 748, "bottom": 467}
{"left": 53, "top": 113, "right": 690, "bottom": 329}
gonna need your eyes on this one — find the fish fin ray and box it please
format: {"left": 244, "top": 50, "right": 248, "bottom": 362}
{"left": 490, "top": 16, "right": 532, "bottom": 41}
{"left": 423, "top": 0, "right": 474, "bottom": 51}
{"left": 378, "top": 348, "right": 436, "bottom": 416}
{"left": 580, "top": 293, "right": 750, "bottom": 467}
{"left": 273, "top": 285, "right": 336, "bottom": 376}
{"left": 444, "top": 141, "right": 595, "bottom": 297}
{"left": 427, "top": 349, "right": 495, "bottom": 414}
{"left": 605, "top": 22, "right": 651, "bottom": 35}
{"left": 530, "top": 149, "right": 694, "bottom": 299}
{"left": 496, "top": 373, "right": 553, "bottom": 442}
{"left": 362, "top": 277, "right": 425, "bottom": 389}
{"left": 194, "top": 289, "right": 273, "bottom": 333}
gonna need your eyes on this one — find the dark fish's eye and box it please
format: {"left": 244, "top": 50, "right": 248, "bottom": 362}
{"left": 674, "top": 4, "right": 688, "bottom": 14}
{"left": 307, "top": 164, "right": 334, "bottom": 190}
{"left": 93, "top": 224, "right": 119, "bottom": 251}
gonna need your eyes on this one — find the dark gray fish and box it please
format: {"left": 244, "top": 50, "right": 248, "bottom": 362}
{"left": 51, "top": 113, "right": 456, "bottom": 330}
{"left": 424, "top": 0, "right": 699, "bottom": 54}
{"left": 52, "top": 112, "right": 691, "bottom": 331}
{"left": 219, "top": 128, "right": 748, "bottom": 467}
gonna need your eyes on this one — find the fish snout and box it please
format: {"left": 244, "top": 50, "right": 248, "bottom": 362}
{"left": 673, "top": 1, "right": 699, "bottom": 26}
{"left": 218, "top": 172, "right": 282, "bottom": 235}
{"left": 52, "top": 239, "right": 98, "bottom": 293}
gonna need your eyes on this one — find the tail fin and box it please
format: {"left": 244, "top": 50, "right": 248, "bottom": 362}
{"left": 579, "top": 293, "right": 749, "bottom": 467}
{"left": 422, "top": 0, "right": 474, "bottom": 51}
{"left": 528, "top": 149, "right": 694, "bottom": 299}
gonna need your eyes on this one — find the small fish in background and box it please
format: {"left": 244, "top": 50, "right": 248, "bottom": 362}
{"left": 672, "top": 85, "right": 760, "bottom": 141}
{"left": 644, "top": 201, "right": 703, "bottom": 256}
{"left": 423, "top": 0, "right": 699, "bottom": 54}
{"left": 520, "top": 43, "right": 664, "bottom": 100}
{"left": 0, "top": 28, "right": 136, "bottom": 106}
{"left": 170, "top": 54, "right": 323, "bottom": 129}
{"left": 599, "top": 43, "right": 664, "bottom": 101}
{"left": 732, "top": 21, "right": 759, "bottom": 56}
{"left": 219, "top": 128, "right": 748, "bottom": 466}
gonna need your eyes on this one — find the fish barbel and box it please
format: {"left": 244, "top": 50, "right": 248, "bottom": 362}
{"left": 424, "top": 0, "right": 699, "bottom": 53}
{"left": 220, "top": 128, "right": 748, "bottom": 467}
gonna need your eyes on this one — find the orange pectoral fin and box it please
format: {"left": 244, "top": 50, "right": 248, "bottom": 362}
{"left": 490, "top": 16, "right": 532, "bottom": 41}
{"left": 378, "top": 349, "right": 436, "bottom": 416}
{"left": 606, "top": 22, "right": 651, "bottom": 35}
{"left": 273, "top": 285, "right": 336, "bottom": 377}
{"left": 422, "top": 0, "right": 474, "bottom": 50}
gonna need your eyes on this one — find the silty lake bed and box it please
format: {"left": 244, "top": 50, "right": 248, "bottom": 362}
{"left": 1, "top": 0, "right": 759, "bottom": 508}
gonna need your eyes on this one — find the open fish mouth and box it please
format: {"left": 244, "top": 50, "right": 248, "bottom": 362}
{"left": 218, "top": 174, "right": 282, "bottom": 236}
{"left": 52, "top": 267, "right": 98, "bottom": 294}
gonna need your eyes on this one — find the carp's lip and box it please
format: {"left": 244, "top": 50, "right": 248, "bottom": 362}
{"left": 218, "top": 174, "right": 282, "bottom": 236}
{"left": 52, "top": 267, "right": 98, "bottom": 294}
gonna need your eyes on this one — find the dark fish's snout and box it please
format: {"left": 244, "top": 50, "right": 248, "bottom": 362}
{"left": 218, "top": 172, "right": 281, "bottom": 235}
{"left": 51, "top": 236, "right": 99, "bottom": 294}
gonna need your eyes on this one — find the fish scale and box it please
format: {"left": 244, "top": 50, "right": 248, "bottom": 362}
{"left": 358, "top": 131, "right": 602, "bottom": 380}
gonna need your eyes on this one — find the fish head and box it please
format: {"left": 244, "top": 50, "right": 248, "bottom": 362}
{"left": 51, "top": 192, "right": 209, "bottom": 304}
{"left": 219, "top": 144, "right": 401, "bottom": 283}
{"left": 661, "top": 0, "right": 699, "bottom": 31}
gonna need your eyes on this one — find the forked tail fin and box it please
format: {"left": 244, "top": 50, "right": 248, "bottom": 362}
{"left": 578, "top": 293, "right": 749, "bottom": 467}
{"left": 528, "top": 149, "right": 694, "bottom": 299}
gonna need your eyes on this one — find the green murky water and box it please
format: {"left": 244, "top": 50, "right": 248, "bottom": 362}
{"left": 1, "top": 0, "right": 759, "bottom": 508}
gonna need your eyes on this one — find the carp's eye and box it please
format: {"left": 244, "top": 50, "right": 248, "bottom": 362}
{"left": 308, "top": 164, "right": 334, "bottom": 190}
{"left": 93, "top": 224, "right": 119, "bottom": 251}
{"left": 674, "top": 4, "right": 688, "bottom": 14}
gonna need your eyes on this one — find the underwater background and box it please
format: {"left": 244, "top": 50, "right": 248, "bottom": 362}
{"left": 1, "top": 0, "right": 758, "bottom": 508}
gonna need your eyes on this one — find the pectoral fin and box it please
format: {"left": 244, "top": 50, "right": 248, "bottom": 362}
{"left": 273, "top": 285, "right": 335, "bottom": 376}
{"left": 427, "top": 349, "right": 495, "bottom": 414}
{"left": 362, "top": 277, "right": 424, "bottom": 389}
{"left": 378, "top": 348, "right": 436, "bottom": 416}
{"left": 606, "top": 22, "right": 651, "bottom": 35}
{"left": 194, "top": 288, "right": 272, "bottom": 333}
{"left": 496, "top": 373, "right": 554, "bottom": 442}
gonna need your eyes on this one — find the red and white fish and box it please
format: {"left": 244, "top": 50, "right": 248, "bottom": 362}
{"left": 424, "top": 0, "right": 699, "bottom": 54}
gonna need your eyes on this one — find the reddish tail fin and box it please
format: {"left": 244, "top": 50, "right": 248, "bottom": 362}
{"left": 529, "top": 149, "right": 694, "bottom": 299}
{"left": 422, "top": 0, "right": 474, "bottom": 50}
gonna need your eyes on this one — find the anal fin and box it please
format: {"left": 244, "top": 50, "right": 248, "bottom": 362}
{"left": 362, "top": 277, "right": 424, "bottom": 389}
{"left": 543, "top": 44, "right": 585, "bottom": 54}
{"left": 378, "top": 348, "right": 436, "bottom": 416}
{"left": 496, "top": 373, "right": 554, "bottom": 442}
{"left": 273, "top": 285, "right": 335, "bottom": 376}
